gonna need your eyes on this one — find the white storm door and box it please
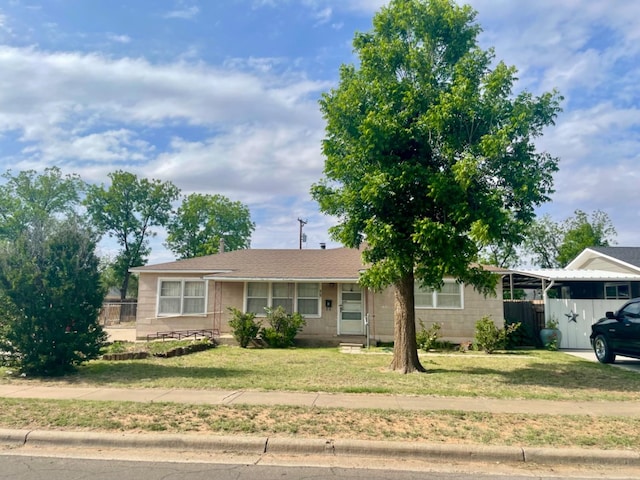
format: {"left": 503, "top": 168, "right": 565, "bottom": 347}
{"left": 339, "top": 283, "right": 364, "bottom": 335}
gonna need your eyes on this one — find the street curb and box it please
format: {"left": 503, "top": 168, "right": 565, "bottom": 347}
{"left": 334, "top": 439, "right": 525, "bottom": 463}
{"left": 0, "top": 428, "right": 31, "bottom": 446}
{"left": 523, "top": 446, "right": 640, "bottom": 466}
{"left": 1, "top": 429, "right": 639, "bottom": 467}
{"left": 22, "top": 430, "right": 268, "bottom": 454}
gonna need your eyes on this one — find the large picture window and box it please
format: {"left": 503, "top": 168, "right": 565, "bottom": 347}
{"left": 245, "top": 282, "right": 320, "bottom": 316}
{"left": 158, "top": 279, "right": 207, "bottom": 315}
{"left": 415, "top": 281, "right": 463, "bottom": 309}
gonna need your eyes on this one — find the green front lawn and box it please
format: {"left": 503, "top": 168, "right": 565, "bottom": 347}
{"left": 3, "top": 345, "right": 639, "bottom": 402}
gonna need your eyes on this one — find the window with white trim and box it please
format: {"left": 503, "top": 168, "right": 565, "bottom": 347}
{"left": 415, "top": 281, "right": 463, "bottom": 309}
{"left": 246, "top": 282, "right": 269, "bottom": 314}
{"left": 272, "top": 283, "right": 294, "bottom": 312}
{"left": 158, "top": 279, "right": 206, "bottom": 315}
{"left": 604, "top": 282, "right": 630, "bottom": 300}
{"left": 245, "top": 282, "right": 320, "bottom": 316}
{"left": 297, "top": 283, "right": 320, "bottom": 315}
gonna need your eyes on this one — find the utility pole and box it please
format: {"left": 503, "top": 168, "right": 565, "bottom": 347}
{"left": 298, "top": 218, "right": 307, "bottom": 249}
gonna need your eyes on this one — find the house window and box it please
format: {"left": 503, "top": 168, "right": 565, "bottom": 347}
{"left": 604, "top": 283, "right": 630, "bottom": 300}
{"left": 415, "top": 281, "right": 463, "bottom": 309}
{"left": 245, "top": 282, "right": 320, "bottom": 316}
{"left": 298, "top": 283, "right": 320, "bottom": 316}
{"left": 158, "top": 279, "right": 206, "bottom": 315}
{"left": 247, "top": 282, "right": 269, "bottom": 314}
{"left": 272, "top": 283, "right": 294, "bottom": 313}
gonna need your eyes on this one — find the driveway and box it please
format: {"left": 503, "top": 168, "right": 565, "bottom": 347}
{"left": 563, "top": 349, "right": 640, "bottom": 372}
{"left": 104, "top": 327, "right": 137, "bottom": 343}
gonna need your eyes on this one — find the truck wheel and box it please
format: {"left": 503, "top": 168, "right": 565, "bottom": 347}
{"left": 594, "top": 335, "right": 615, "bottom": 364}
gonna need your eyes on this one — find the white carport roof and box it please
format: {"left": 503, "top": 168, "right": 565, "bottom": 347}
{"left": 510, "top": 269, "right": 640, "bottom": 281}
{"left": 503, "top": 269, "right": 640, "bottom": 290}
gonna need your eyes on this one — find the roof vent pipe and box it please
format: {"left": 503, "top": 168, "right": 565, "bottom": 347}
{"left": 219, "top": 238, "right": 225, "bottom": 253}
{"left": 320, "top": 243, "right": 326, "bottom": 250}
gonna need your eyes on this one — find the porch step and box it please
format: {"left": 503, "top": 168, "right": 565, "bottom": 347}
{"left": 339, "top": 342, "right": 364, "bottom": 353}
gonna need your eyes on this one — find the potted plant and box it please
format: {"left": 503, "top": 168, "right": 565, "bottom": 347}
{"left": 540, "top": 316, "right": 562, "bottom": 350}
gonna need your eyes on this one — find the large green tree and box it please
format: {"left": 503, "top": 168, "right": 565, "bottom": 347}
{"left": 0, "top": 219, "right": 107, "bottom": 376}
{"left": 165, "top": 193, "right": 255, "bottom": 259}
{"left": 85, "top": 171, "right": 180, "bottom": 300}
{"left": 525, "top": 210, "right": 616, "bottom": 268}
{"left": 0, "top": 167, "right": 85, "bottom": 240}
{"left": 311, "top": 0, "right": 562, "bottom": 373}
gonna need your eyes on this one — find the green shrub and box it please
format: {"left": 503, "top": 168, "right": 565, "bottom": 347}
{"left": 416, "top": 320, "right": 441, "bottom": 352}
{"left": 228, "top": 308, "right": 261, "bottom": 348}
{"left": 260, "top": 306, "right": 306, "bottom": 348}
{"left": 474, "top": 316, "right": 521, "bottom": 354}
{"left": 504, "top": 317, "right": 535, "bottom": 348}
{"left": 103, "top": 341, "right": 129, "bottom": 354}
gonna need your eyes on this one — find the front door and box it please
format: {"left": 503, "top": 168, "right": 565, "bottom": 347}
{"left": 339, "top": 283, "right": 364, "bottom": 335}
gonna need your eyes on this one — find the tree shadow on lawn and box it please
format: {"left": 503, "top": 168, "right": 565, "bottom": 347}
{"left": 431, "top": 361, "right": 640, "bottom": 393}
{"left": 38, "top": 362, "right": 253, "bottom": 386}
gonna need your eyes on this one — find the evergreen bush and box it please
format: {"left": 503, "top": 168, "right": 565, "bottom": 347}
{"left": 0, "top": 220, "right": 107, "bottom": 375}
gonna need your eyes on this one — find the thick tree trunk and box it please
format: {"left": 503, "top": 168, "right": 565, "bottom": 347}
{"left": 120, "top": 272, "right": 129, "bottom": 302}
{"left": 390, "top": 270, "right": 426, "bottom": 373}
{"left": 118, "top": 273, "right": 129, "bottom": 322}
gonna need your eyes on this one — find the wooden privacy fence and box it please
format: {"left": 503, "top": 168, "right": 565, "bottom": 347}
{"left": 503, "top": 300, "right": 545, "bottom": 347}
{"left": 99, "top": 301, "right": 137, "bottom": 326}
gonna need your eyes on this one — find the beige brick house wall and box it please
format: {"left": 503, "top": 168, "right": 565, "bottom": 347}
{"left": 368, "top": 282, "right": 504, "bottom": 344}
{"left": 135, "top": 273, "right": 245, "bottom": 340}
{"left": 136, "top": 274, "right": 503, "bottom": 344}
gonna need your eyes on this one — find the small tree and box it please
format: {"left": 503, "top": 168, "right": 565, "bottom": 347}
{"left": 0, "top": 219, "right": 107, "bottom": 376}
{"left": 228, "top": 308, "right": 261, "bottom": 348}
{"left": 260, "top": 307, "right": 306, "bottom": 348}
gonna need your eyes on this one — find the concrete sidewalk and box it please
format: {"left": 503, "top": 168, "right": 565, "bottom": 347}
{"left": 2, "top": 383, "right": 640, "bottom": 417}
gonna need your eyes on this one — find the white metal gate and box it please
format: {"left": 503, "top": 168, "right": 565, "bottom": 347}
{"left": 546, "top": 299, "right": 623, "bottom": 349}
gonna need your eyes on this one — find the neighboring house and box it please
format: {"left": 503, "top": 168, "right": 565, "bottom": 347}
{"left": 506, "top": 247, "right": 640, "bottom": 349}
{"left": 130, "top": 247, "right": 505, "bottom": 346}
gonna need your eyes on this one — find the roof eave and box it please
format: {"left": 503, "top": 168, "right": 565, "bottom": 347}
{"left": 130, "top": 269, "right": 233, "bottom": 275}
{"left": 202, "top": 276, "right": 361, "bottom": 282}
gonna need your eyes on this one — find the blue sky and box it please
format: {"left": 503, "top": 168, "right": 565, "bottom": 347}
{"left": 1, "top": 0, "right": 639, "bottom": 264}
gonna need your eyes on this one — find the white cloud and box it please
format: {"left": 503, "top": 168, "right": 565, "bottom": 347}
{"left": 0, "top": 45, "right": 327, "bottom": 134}
{"left": 314, "top": 7, "right": 333, "bottom": 25}
{"left": 107, "top": 34, "right": 131, "bottom": 44}
{"left": 164, "top": 4, "right": 200, "bottom": 20}
{"left": 149, "top": 122, "right": 324, "bottom": 203}
{"left": 31, "top": 129, "right": 154, "bottom": 164}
